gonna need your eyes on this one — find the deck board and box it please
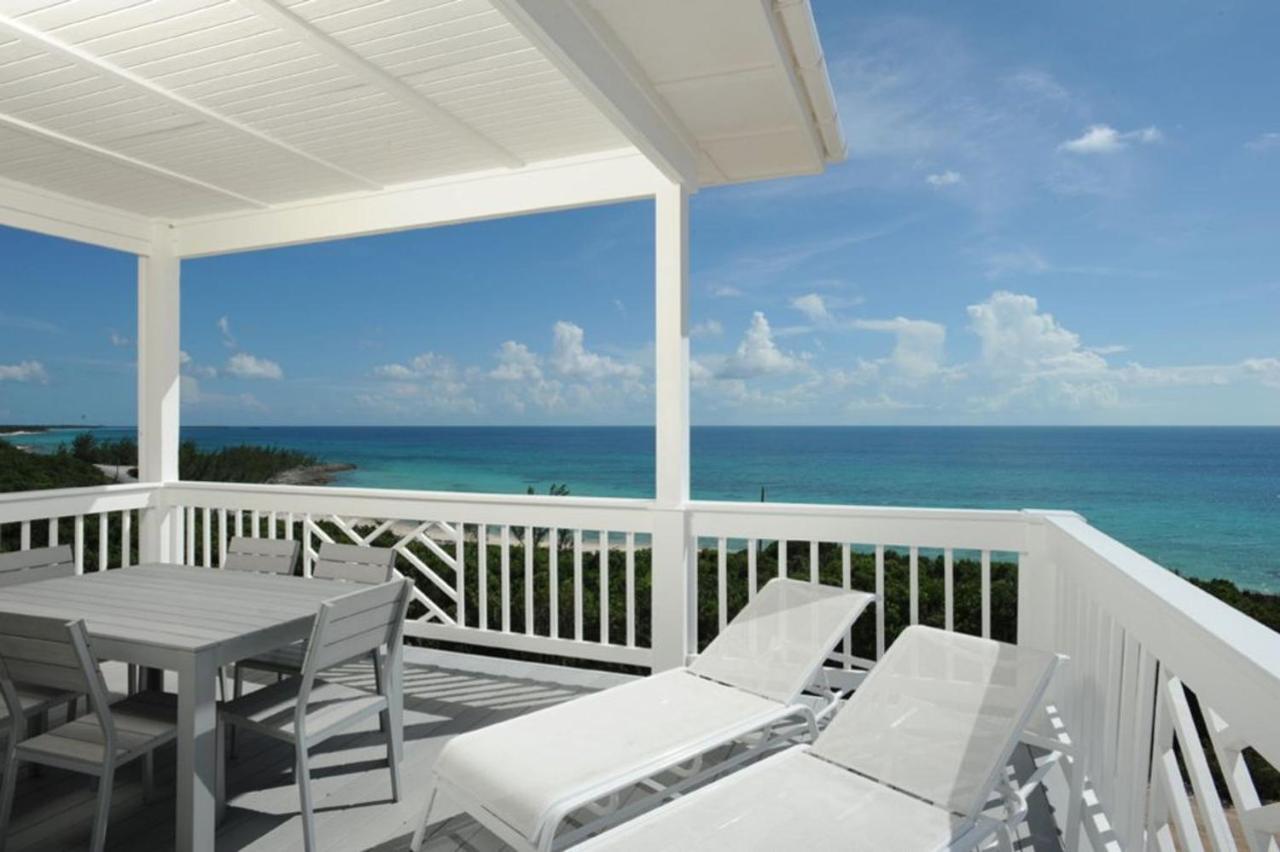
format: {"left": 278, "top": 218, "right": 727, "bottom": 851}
{"left": 2, "top": 649, "right": 1062, "bottom": 851}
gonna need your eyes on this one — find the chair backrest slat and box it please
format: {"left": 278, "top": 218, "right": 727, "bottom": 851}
{"left": 222, "top": 536, "right": 299, "bottom": 575}
{"left": 0, "top": 613, "right": 110, "bottom": 716}
{"left": 0, "top": 545, "right": 75, "bottom": 587}
{"left": 313, "top": 542, "right": 396, "bottom": 585}
{"left": 811, "top": 625, "right": 1060, "bottom": 818}
{"left": 303, "top": 579, "right": 410, "bottom": 675}
{"left": 689, "top": 578, "right": 874, "bottom": 704}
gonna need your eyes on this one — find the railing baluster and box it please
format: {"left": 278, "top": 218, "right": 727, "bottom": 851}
{"left": 185, "top": 506, "right": 195, "bottom": 563}
{"left": 251, "top": 509, "right": 260, "bottom": 538}
{"left": 19, "top": 520, "right": 30, "bottom": 551}
{"left": 268, "top": 510, "right": 277, "bottom": 539}
{"left": 478, "top": 524, "right": 488, "bottom": 631}
{"left": 74, "top": 515, "right": 84, "bottom": 574}
{"left": 874, "top": 544, "right": 885, "bottom": 659}
{"left": 524, "top": 526, "right": 534, "bottom": 635}
{"left": 809, "top": 540, "right": 819, "bottom": 583}
{"left": 981, "top": 550, "right": 991, "bottom": 638}
{"left": 235, "top": 509, "right": 244, "bottom": 538}
{"left": 549, "top": 528, "right": 559, "bottom": 638}
{"left": 841, "top": 543, "right": 851, "bottom": 669}
{"left": 909, "top": 545, "right": 919, "bottom": 625}
{"left": 122, "top": 510, "right": 131, "bottom": 567}
{"left": 573, "top": 529, "right": 584, "bottom": 641}
{"left": 454, "top": 521, "right": 464, "bottom": 626}
{"left": 48, "top": 517, "right": 58, "bottom": 546}
{"left": 625, "top": 531, "right": 636, "bottom": 648}
{"left": 599, "top": 530, "right": 609, "bottom": 645}
{"left": 218, "top": 509, "right": 228, "bottom": 566}
{"left": 98, "top": 512, "right": 108, "bottom": 571}
{"left": 944, "top": 548, "right": 954, "bottom": 632}
{"left": 285, "top": 512, "right": 294, "bottom": 539}
{"left": 500, "top": 525, "right": 511, "bottom": 633}
{"left": 202, "top": 507, "right": 211, "bottom": 567}
{"left": 747, "top": 538, "right": 757, "bottom": 599}
{"left": 778, "top": 539, "right": 787, "bottom": 579}
{"left": 303, "top": 515, "right": 313, "bottom": 577}
{"left": 717, "top": 537, "right": 727, "bottom": 633}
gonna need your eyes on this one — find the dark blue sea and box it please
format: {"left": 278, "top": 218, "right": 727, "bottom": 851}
{"left": 13, "top": 426, "right": 1280, "bottom": 591}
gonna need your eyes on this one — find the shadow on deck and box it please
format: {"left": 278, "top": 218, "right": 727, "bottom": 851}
{"left": 3, "top": 650, "right": 1064, "bottom": 851}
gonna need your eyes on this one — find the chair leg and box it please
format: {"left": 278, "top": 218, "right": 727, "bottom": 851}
{"left": 0, "top": 731, "right": 20, "bottom": 852}
{"left": 142, "top": 751, "right": 155, "bottom": 800}
{"left": 296, "top": 747, "right": 317, "bottom": 852}
{"left": 89, "top": 763, "right": 114, "bottom": 852}
{"left": 216, "top": 718, "right": 227, "bottom": 824}
{"left": 373, "top": 650, "right": 386, "bottom": 733}
{"left": 409, "top": 783, "right": 439, "bottom": 852}
{"left": 233, "top": 665, "right": 244, "bottom": 699}
{"left": 382, "top": 707, "right": 400, "bottom": 803}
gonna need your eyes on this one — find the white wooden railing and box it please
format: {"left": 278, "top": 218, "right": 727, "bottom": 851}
{"left": 0, "top": 482, "right": 1277, "bottom": 850}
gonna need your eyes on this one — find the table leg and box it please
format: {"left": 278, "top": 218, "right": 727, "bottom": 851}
{"left": 389, "top": 639, "right": 404, "bottom": 762}
{"left": 176, "top": 652, "right": 218, "bottom": 852}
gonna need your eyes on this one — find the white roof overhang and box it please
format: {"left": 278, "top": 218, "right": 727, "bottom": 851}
{"left": 0, "top": 0, "right": 846, "bottom": 256}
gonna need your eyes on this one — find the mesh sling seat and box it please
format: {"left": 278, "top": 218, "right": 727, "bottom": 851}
{"left": 411, "top": 578, "right": 875, "bottom": 852}
{"left": 576, "top": 625, "right": 1064, "bottom": 852}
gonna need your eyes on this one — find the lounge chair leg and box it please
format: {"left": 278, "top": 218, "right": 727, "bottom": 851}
{"left": 296, "top": 747, "right": 317, "bottom": 852}
{"left": 382, "top": 707, "right": 400, "bottom": 803}
{"left": 89, "top": 763, "right": 114, "bottom": 852}
{"left": 409, "top": 784, "right": 438, "bottom": 852}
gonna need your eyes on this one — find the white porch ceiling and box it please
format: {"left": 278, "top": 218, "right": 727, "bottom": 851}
{"left": 0, "top": 0, "right": 845, "bottom": 246}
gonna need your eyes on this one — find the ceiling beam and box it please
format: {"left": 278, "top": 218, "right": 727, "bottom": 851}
{"left": 0, "top": 174, "right": 153, "bottom": 255}
{"left": 234, "top": 0, "right": 524, "bottom": 170}
{"left": 0, "top": 11, "right": 383, "bottom": 193}
{"left": 488, "top": 0, "right": 699, "bottom": 188}
{"left": 0, "top": 111, "right": 270, "bottom": 210}
{"left": 173, "top": 150, "right": 665, "bottom": 258}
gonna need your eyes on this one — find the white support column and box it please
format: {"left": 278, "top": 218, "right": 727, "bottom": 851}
{"left": 138, "top": 225, "right": 182, "bottom": 563}
{"left": 651, "top": 181, "right": 693, "bottom": 671}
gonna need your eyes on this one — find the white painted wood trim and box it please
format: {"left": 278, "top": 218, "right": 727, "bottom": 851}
{"left": 490, "top": 0, "right": 699, "bottom": 186}
{"left": 172, "top": 150, "right": 663, "bottom": 258}
{"left": 0, "top": 175, "right": 152, "bottom": 255}
{"left": 137, "top": 230, "right": 182, "bottom": 562}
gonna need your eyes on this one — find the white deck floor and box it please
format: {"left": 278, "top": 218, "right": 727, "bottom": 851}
{"left": 3, "top": 649, "right": 1064, "bottom": 851}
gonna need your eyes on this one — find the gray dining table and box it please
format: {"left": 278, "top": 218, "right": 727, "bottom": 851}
{"left": 0, "top": 562, "right": 404, "bottom": 852}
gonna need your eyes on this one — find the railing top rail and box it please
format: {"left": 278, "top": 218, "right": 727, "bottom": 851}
{"left": 160, "top": 479, "right": 657, "bottom": 511}
{"left": 1046, "top": 513, "right": 1280, "bottom": 766}
{"left": 0, "top": 482, "right": 157, "bottom": 505}
{"left": 0, "top": 483, "right": 157, "bottom": 525}
{"left": 688, "top": 499, "right": 1044, "bottom": 523}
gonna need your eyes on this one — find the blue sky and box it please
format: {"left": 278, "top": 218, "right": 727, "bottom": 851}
{"left": 2, "top": 0, "right": 1279, "bottom": 427}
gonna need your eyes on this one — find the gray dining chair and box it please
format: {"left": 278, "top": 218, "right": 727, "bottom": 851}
{"left": 232, "top": 542, "right": 397, "bottom": 698}
{"left": 0, "top": 546, "right": 83, "bottom": 730}
{"left": 222, "top": 536, "right": 301, "bottom": 575}
{"left": 0, "top": 614, "right": 178, "bottom": 852}
{"left": 219, "top": 579, "right": 410, "bottom": 852}
{"left": 0, "top": 545, "right": 75, "bottom": 588}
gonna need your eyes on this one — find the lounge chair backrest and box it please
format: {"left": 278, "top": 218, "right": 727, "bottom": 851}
{"left": 0, "top": 545, "right": 75, "bottom": 587}
{"left": 313, "top": 542, "right": 396, "bottom": 585}
{"left": 689, "top": 578, "right": 874, "bottom": 704}
{"left": 222, "top": 536, "right": 299, "bottom": 575}
{"left": 811, "top": 625, "right": 1060, "bottom": 818}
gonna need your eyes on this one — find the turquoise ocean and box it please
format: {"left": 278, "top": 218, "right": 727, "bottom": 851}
{"left": 12, "top": 426, "right": 1280, "bottom": 591}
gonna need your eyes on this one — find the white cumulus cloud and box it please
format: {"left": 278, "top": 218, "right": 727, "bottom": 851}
{"left": 853, "top": 317, "right": 947, "bottom": 382}
{"left": 717, "top": 312, "right": 807, "bottom": 379}
{"left": 790, "top": 293, "right": 832, "bottom": 324}
{"left": 1059, "top": 124, "right": 1163, "bottom": 154}
{"left": 0, "top": 360, "right": 48, "bottom": 383}
{"left": 550, "top": 321, "right": 641, "bottom": 380}
{"left": 226, "top": 352, "right": 283, "bottom": 380}
{"left": 925, "top": 170, "right": 963, "bottom": 187}
{"left": 489, "top": 341, "right": 543, "bottom": 381}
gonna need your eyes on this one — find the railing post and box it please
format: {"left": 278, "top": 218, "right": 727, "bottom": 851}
{"left": 651, "top": 179, "right": 692, "bottom": 671}
{"left": 137, "top": 225, "right": 182, "bottom": 563}
{"left": 651, "top": 506, "right": 694, "bottom": 670}
{"left": 1018, "top": 510, "right": 1067, "bottom": 651}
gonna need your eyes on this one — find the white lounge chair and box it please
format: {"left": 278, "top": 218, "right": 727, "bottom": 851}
{"left": 575, "top": 625, "right": 1064, "bottom": 852}
{"left": 411, "top": 578, "right": 875, "bottom": 852}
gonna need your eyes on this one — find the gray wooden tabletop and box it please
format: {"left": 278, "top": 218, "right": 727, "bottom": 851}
{"left": 0, "top": 563, "right": 352, "bottom": 665}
